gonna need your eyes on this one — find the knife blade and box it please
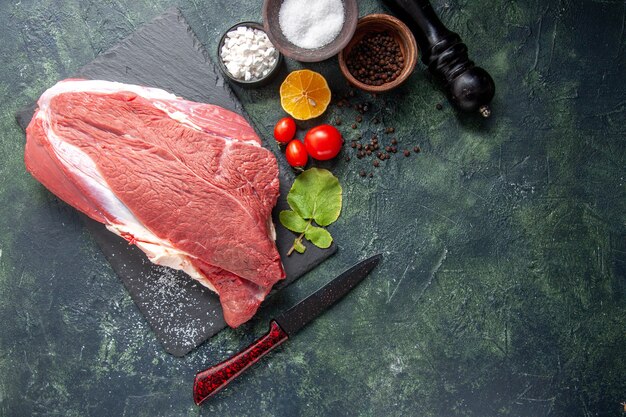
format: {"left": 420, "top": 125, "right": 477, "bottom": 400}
{"left": 193, "top": 254, "right": 382, "bottom": 405}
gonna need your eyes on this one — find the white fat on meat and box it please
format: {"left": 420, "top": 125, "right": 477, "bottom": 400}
{"left": 40, "top": 79, "right": 260, "bottom": 147}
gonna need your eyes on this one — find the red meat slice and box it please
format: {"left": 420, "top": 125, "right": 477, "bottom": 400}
{"left": 24, "top": 79, "right": 286, "bottom": 327}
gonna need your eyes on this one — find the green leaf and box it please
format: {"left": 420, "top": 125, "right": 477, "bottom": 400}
{"left": 293, "top": 239, "right": 306, "bottom": 253}
{"left": 286, "top": 168, "right": 342, "bottom": 226}
{"left": 279, "top": 210, "right": 308, "bottom": 233}
{"left": 304, "top": 226, "right": 333, "bottom": 249}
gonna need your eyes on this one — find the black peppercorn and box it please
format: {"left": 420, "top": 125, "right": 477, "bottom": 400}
{"left": 346, "top": 31, "right": 406, "bottom": 86}
{"left": 404, "top": 150, "right": 410, "bottom": 157}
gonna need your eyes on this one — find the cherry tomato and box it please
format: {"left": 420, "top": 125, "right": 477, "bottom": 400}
{"left": 285, "top": 139, "right": 308, "bottom": 168}
{"left": 273, "top": 117, "right": 297, "bottom": 144}
{"left": 304, "top": 125, "right": 343, "bottom": 160}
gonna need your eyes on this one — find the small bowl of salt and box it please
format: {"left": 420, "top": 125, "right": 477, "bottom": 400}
{"left": 218, "top": 22, "right": 284, "bottom": 87}
{"left": 262, "top": 0, "right": 358, "bottom": 62}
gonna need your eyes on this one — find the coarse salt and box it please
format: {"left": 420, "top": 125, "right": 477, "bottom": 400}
{"left": 220, "top": 26, "right": 279, "bottom": 81}
{"left": 279, "top": 0, "right": 345, "bottom": 50}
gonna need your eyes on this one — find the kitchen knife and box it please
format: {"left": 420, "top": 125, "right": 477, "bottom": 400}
{"left": 193, "top": 254, "right": 382, "bottom": 405}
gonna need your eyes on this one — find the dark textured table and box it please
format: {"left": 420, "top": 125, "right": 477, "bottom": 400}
{"left": 1, "top": 1, "right": 625, "bottom": 416}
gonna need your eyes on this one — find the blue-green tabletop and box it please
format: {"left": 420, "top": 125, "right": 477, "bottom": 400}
{"left": 1, "top": 1, "right": 625, "bottom": 416}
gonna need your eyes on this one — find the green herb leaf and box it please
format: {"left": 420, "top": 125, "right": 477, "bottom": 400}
{"left": 293, "top": 239, "right": 306, "bottom": 254}
{"left": 281, "top": 168, "right": 342, "bottom": 256}
{"left": 304, "top": 226, "right": 333, "bottom": 249}
{"left": 279, "top": 210, "right": 308, "bottom": 233}
{"left": 286, "top": 168, "right": 342, "bottom": 226}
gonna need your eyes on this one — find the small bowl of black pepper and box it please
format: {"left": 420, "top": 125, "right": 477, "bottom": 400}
{"left": 338, "top": 14, "right": 418, "bottom": 93}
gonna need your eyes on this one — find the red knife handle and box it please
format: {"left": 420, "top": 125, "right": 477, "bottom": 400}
{"left": 193, "top": 320, "right": 289, "bottom": 405}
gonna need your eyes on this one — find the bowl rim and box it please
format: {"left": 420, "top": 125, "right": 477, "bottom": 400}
{"left": 217, "top": 21, "right": 283, "bottom": 85}
{"left": 262, "top": 0, "right": 359, "bottom": 63}
{"left": 337, "top": 13, "right": 418, "bottom": 93}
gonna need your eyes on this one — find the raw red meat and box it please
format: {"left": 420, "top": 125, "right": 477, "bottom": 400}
{"left": 24, "top": 79, "right": 286, "bottom": 327}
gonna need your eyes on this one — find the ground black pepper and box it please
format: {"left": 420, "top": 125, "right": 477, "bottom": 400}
{"left": 346, "top": 31, "right": 405, "bottom": 86}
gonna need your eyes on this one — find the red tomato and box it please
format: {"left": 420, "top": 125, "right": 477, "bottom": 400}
{"left": 304, "top": 125, "right": 343, "bottom": 160}
{"left": 274, "top": 117, "right": 297, "bottom": 144}
{"left": 285, "top": 139, "right": 308, "bottom": 168}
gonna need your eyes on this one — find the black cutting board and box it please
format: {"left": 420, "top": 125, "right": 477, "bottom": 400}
{"left": 16, "top": 7, "right": 336, "bottom": 357}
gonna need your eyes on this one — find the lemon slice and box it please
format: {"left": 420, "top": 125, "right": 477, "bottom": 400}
{"left": 279, "top": 70, "right": 331, "bottom": 120}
